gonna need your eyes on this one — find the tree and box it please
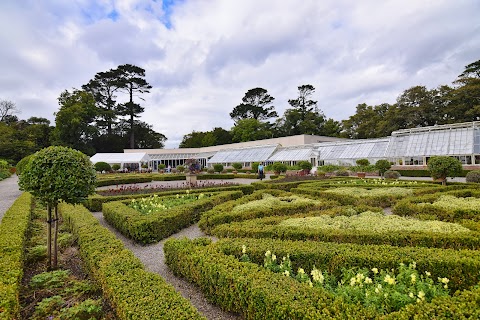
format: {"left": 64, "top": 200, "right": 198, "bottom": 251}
{"left": 272, "top": 162, "right": 287, "bottom": 174}
{"left": 288, "top": 84, "right": 318, "bottom": 121}
{"left": 18, "top": 146, "right": 96, "bottom": 269}
{"left": 0, "top": 100, "right": 20, "bottom": 122}
{"left": 230, "top": 87, "right": 277, "bottom": 122}
{"left": 116, "top": 64, "right": 152, "bottom": 149}
{"left": 180, "top": 127, "right": 232, "bottom": 148}
{"left": 427, "top": 156, "right": 463, "bottom": 186}
{"left": 82, "top": 68, "right": 123, "bottom": 136}
{"left": 231, "top": 118, "right": 273, "bottom": 142}
{"left": 52, "top": 90, "right": 98, "bottom": 155}
{"left": 375, "top": 159, "right": 391, "bottom": 177}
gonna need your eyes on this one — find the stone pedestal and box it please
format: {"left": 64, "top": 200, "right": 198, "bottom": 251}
{"left": 185, "top": 173, "right": 197, "bottom": 185}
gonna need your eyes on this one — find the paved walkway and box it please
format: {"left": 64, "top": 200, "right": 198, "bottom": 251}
{"left": 0, "top": 175, "right": 22, "bottom": 222}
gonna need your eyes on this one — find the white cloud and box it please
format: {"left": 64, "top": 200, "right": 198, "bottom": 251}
{"left": 0, "top": 0, "right": 479, "bottom": 148}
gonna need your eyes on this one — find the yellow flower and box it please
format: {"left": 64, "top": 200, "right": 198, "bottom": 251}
{"left": 384, "top": 274, "right": 396, "bottom": 285}
{"left": 311, "top": 268, "right": 325, "bottom": 284}
{"left": 409, "top": 292, "right": 414, "bottom": 298}
{"left": 298, "top": 268, "right": 305, "bottom": 275}
{"left": 364, "top": 277, "right": 373, "bottom": 284}
{"left": 241, "top": 245, "right": 246, "bottom": 254}
{"left": 265, "top": 250, "right": 271, "bottom": 257}
{"left": 283, "top": 270, "right": 290, "bottom": 277}
{"left": 372, "top": 268, "right": 378, "bottom": 274}
{"left": 425, "top": 271, "right": 431, "bottom": 277}
{"left": 272, "top": 254, "right": 277, "bottom": 261}
{"left": 410, "top": 274, "right": 416, "bottom": 284}
{"left": 350, "top": 277, "right": 356, "bottom": 286}
{"left": 439, "top": 277, "right": 449, "bottom": 284}
{"left": 418, "top": 290, "right": 425, "bottom": 300}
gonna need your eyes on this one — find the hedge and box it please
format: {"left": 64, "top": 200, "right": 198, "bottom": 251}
{"left": 164, "top": 238, "right": 377, "bottom": 319}
{"left": 0, "top": 193, "right": 32, "bottom": 320}
{"left": 215, "top": 238, "right": 480, "bottom": 293}
{"left": 210, "top": 211, "right": 480, "bottom": 250}
{"left": 396, "top": 169, "right": 471, "bottom": 178}
{"left": 84, "top": 184, "right": 255, "bottom": 212}
{"left": 59, "top": 203, "right": 205, "bottom": 320}
{"left": 103, "top": 191, "right": 243, "bottom": 244}
{"left": 198, "top": 190, "right": 338, "bottom": 233}
{"left": 96, "top": 176, "right": 153, "bottom": 187}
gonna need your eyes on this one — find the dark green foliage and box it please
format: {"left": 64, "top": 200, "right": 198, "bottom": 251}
{"left": 15, "top": 155, "right": 33, "bottom": 176}
{"left": 232, "top": 162, "right": 243, "bottom": 170}
{"left": 335, "top": 169, "right": 350, "bottom": 176}
{"left": 96, "top": 175, "right": 153, "bottom": 187}
{"left": 384, "top": 170, "right": 401, "bottom": 179}
{"left": 213, "top": 163, "right": 224, "bottom": 173}
{"left": 375, "top": 159, "right": 391, "bottom": 176}
{"left": 466, "top": 170, "right": 480, "bottom": 183}
{"left": 272, "top": 162, "right": 287, "bottom": 173}
{"left": 94, "top": 161, "right": 111, "bottom": 172}
{"left": 111, "top": 164, "right": 121, "bottom": 171}
{"left": 59, "top": 203, "right": 205, "bottom": 319}
{"left": 355, "top": 158, "right": 370, "bottom": 171}
{"left": 297, "top": 160, "right": 313, "bottom": 171}
{"left": 427, "top": 156, "right": 463, "bottom": 185}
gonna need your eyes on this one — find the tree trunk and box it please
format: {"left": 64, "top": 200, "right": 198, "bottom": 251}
{"left": 46, "top": 204, "right": 52, "bottom": 270}
{"left": 53, "top": 205, "right": 59, "bottom": 268}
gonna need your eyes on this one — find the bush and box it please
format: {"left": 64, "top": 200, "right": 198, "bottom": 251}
{"left": 375, "top": 159, "right": 391, "bottom": 176}
{"left": 272, "top": 162, "right": 287, "bottom": 174}
{"left": 384, "top": 170, "right": 401, "bottom": 179}
{"left": 207, "top": 167, "right": 215, "bottom": 174}
{"left": 335, "top": 169, "right": 350, "bottom": 176}
{"left": 466, "top": 170, "right": 480, "bottom": 183}
{"left": 252, "top": 162, "right": 260, "bottom": 173}
{"left": 94, "top": 161, "right": 112, "bottom": 172}
{"left": 158, "top": 163, "right": 166, "bottom": 170}
{"left": 356, "top": 158, "right": 370, "bottom": 167}
{"left": 232, "top": 163, "right": 243, "bottom": 170}
{"left": 15, "top": 155, "right": 33, "bottom": 176}
{"left": 176, "top": 165, "right": 185, "bottom": 173}
{"left": 297, "top": 161, "right": 313, "bottom": 171}
{"left": 427, "top": 156, "right": 463, "bottom": 185}
{"left": 213, "top": 164, "right": 224, "bottom": 173}
{"left": 111, "top": 164, "right": 121, "bottom": 171}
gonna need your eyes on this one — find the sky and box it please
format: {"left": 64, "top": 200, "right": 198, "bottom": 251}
{"left": 1, "top": 0, "right": 479, "bottom": 148}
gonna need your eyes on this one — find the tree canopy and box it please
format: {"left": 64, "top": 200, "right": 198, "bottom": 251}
{"left": 230, "top": 87, "right": 277, "bottom": 122}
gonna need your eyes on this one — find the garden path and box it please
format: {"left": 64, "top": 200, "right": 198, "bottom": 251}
{"left": 0, "top": 175, "right": 22, "bottom": 222}
{"left": 91, "top": 211, "right": 240, "bottom": 320}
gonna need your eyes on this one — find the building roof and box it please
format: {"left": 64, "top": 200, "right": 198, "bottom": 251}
{"left": 90, "top": 152, "right": 150, "bottom": 164}
{"left": 207, "top": 145, "right": 278, "bottom": 164}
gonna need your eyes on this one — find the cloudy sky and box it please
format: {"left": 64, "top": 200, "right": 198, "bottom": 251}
{"left": 1, "top": 0, "right": 479, "bottom": 148}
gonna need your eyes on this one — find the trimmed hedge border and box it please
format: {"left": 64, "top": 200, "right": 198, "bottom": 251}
{"left": 210, "top": 211, "right": 480, "bottom": 250}
{"left": 85, "top": 185, "right": 255, "bottom": 212}
{"left": 198, "top": 190, "right": 339, "bottom": 233}
{"left": 103, "top": 191, "right": 244, "bottom": 244}
{"left": 164, "top": 238, "right": 377, "bottom": 319}
{"left": 396, "top": 169, "right": 471, "bottom": 178}
{"left": 215, "top": 238, "right": 480, "bottom": 293}
{"left": 59, "top": 203, "right": 205, "bottom": 320}
{"left": 0, "top": 193, "right": 32, "bottom": 319}
{"left": 96, "top": 176, "right": 153, "bottom": 187}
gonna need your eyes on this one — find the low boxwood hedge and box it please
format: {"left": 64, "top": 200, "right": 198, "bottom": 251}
{"left": 96, "top": 176, "right": 153, "bottom": 187}
{"left": 85, "top": 185, "right": 254, "bottom": 212}
{"left": 210, "top": 210, "right": 480, "bottom": 250}
{"left": 103, "top": 191, "right": 243, "bottom": 244}
{"left": 396, "top": 169, "right": 471, "bottom": 178}
{"left": 216, "top": 238, "right": 480, "bottom": 293}
{"left": 164, "top": 238, "right": 377, "bottom": 319}
{"left": 198, "top": 190, "right": 338, "bottom": 233}
{"left": 0, "top": 193, "right": 32, "bottom": 319}
{"left": 59, "top": 203, "right": 205, "bottom": 320}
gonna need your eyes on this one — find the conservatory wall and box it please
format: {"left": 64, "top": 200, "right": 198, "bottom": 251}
{"left": 207, "top": 145, "right": 278, "bottom": 167}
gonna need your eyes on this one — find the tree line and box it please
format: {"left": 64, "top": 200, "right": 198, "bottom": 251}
{"left": 0, "top": 59, "right": 479, "bottom": 163}
{"left": 180, "top": 59, "right": 480, "bottom": 147}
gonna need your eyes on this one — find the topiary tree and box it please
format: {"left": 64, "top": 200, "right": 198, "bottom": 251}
{"left": 298, "top": 160, "right": 313, "bottom": 174}
{"left": 355, "top": 159, "right": 370, "bottom": 172}
{"left": 213, "top": 164, "right": 224, "bottom": 173}
{"left": 94, "top": 161, "right": 111, "bottom": 172}
{"left": 272, "top": 162, "right": 287, "bottom": 174}
{"left": 16, "top": 155, "right": 33, "bottom": 176}
{"left": 384, "top": 170, "right": 401, "bottom": 179}
{"left": 252, "top": 162, "right": 260, "bottom": 173}
{"left": 176, "top": 165, "right": 185, "bottom": 173}
{"left": 427, "top": 156, "right": 463, "bottom": 186}
{"left": 232, "top": 162, "right": 243, "bottom": 170}
{"left": 19, "top": 146, "right": 96, "bottom": 269}
{"left": 375, "top": 160, "right": 392, "bottom": 178}
{"left": 112, "top": 164, "right": 121, "bottom": 171}
{"left": 466, "top": 170, "right": 480, "bottom": 183}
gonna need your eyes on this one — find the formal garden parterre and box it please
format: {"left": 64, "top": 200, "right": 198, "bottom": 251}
{"left": 3, "top": 166, "right": 480, "bottom": 319}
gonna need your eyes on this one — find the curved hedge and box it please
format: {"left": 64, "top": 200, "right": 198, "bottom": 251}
{"left": 60, "top": 203, "right": 205, "bottom": 320}
{"left": 0, "top": 193, "right": 32, "bottom": 319}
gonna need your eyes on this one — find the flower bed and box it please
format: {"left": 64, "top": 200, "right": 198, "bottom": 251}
{"left": 59, "top": 203, "right": 205, "bottom": 319}
{"left": 198, "top": 190, "right": 338, "bottom": 232}
{"left": 103, "top": 191, "right": 243, "bottom": 244}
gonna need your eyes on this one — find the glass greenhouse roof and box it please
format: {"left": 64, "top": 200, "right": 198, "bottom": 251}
{"left": 207, "top": 145, "right": 278, "bottom": 164}
{"left": 90, "top": 153, "right": 150, "bottom": 164}
{"left": 268, "top": 147, "right": 315, "bottom": 161}
{"left": 316, "top": 139, "right": 389, "bottom": 160}
{"left": 149, "top": 153, "right": 198, "bottom": 160}
{"left": 386, "top": 126, "right": 475, "bottom": 157}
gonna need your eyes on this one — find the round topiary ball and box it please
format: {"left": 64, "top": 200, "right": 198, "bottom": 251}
{"left": 384, "top": 170, "right": 401, "bottom": 179}
{"left": 466, "top": 170, "right": 480, "bottom": 183}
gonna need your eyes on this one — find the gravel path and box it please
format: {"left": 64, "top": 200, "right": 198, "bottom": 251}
{"left": 0, "top": 175, "right": 22, "bottom": 222}
{"left": 91, "top": 212, "right": 241, "bottom": 320}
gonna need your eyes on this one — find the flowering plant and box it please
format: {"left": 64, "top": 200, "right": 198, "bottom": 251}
{"left": 184, "top": 158, "right": 201, "bottom": 173}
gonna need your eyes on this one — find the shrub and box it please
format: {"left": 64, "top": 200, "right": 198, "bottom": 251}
{"left": 213, "top": 164, "right": 224, "bottom": 173}
{"left": 466, "top": 170, "right": 480, "bottom": 183}
{"left": 356, "top": 158, "right": 370, "bottom": 167}
{"left": 94, "top": 161, "right": 112, "bottom": 172}
{"left": 232, "top": 162, "right": 243, "bottom": 170}
{"left": 375, "top": 159, "right": 391, "bottom": 176}
{"left": 272, "top": 162, "right": 287, "bottom": 174}
{"left": 176, "top": 165, "right": 185, "bottom": 173}
{"left": 384, "top": 170, "right": 401, "bottom": 179}
{"left": 0, "top": 159, "right": 8, "bottom": 170}
{"left": 207, "top": 167, "right": 215, "bottom": 174}
{"left": 252, "top": 162, "right": 260, "bottom": 173}
{"left": 427, "top": 156, "right": 463, "bottom": 185}
{"left": 158, "top": 163, "right": 166, "bottom": 170}
{"left": 111, "top": 164, "right": 121, "bottom": 171}
{"left": 335, "top": 169, "right": 349, "bottom": 176}
{"left": 15, "top": 155, "right": 33, "bottom": 176}
{"left": 298, "top": 161, "right": 313, "bottom": 171}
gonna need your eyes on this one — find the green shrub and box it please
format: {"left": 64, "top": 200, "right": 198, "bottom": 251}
{"left": 272, "top": 162, "right": 288, "bottom": 174}
{"left": 232, "top": 162, "right": 243, "bottom": 170}
{"left": 96, "top": 176, "right": 153, "bottom": 187}
{"left": 213, "top": 164, "right": 224, "bottom": 173}
{"left": 207, "top": 167, "right": 215, "bottom": 174}
{"left": 94, "top": 161, "right": 112, "bottom": 172}
{"left": 297, "top": 160, "right": 313, "bottom": 171}
{"left": 335, "top": 169, "right": 349, "bottom": 176}
{"left": 111, "top": 164, "right": 121, "bottom": 171}
{"left": 375, "top": 159, "right": 391, "bottom": 176}
{"left": 15, "top": 155, "right": 33, "bottom": 176}
{"left": 176, "top": 165, "right": 185, "bottom": 173}
{"left": 427, "top": 156, "right": 463, "bottom": 185}
{"left": 466, "top": 170, "right": 480, "bottom": 183}
{"left": 158, "top": 163, "right": 166, "bottom": 170}
{"left": 0, "top": 193, "right": 32, "bottom": 319}
{"left": 59, "top": 203, "right": 205, "bottom": 319}
{"left": 384, "top": 170, "right": 401, "bottom": 179}
{"left": 252, "top": 162, "right": 260, "bottom": 173}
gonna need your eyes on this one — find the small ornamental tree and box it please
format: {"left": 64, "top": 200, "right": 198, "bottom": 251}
{"left": 19, "top": 146, "right": 96, "bottom": 269}
{"left": 427, "top": 156, "right": 463, "bottom": 186}
{"left": 298, "top": 160, "right": 313, "bottom": 174}
{"left": 16, "top": 154, "right": 33, "bottom": 175}
{"left": 356, "top": 158, "right": 370, "bottom": 172}
{"left": 375, "top": 160, "right": 392, "bottom": 178}
{"left": 232, "top": 162, "right": 243, "bottom": 170}
{"left": 94, "top": 161, "right": 111, "bottom": 172}
{"left": 272, "top": 162, "right": 287, "bottom": 174}
{"left": 213, "top": 164, "right": 224, "bottom": 173}
{"left": 112, "top": 164, "right": 121, "bottom": 171}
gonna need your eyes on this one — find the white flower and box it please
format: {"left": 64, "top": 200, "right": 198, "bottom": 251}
{"left": 425, "top": 271, "right": 431, "bottom": 277}
{"left": 439, "top": 277, "right": 449, "bottom": 284}
{"left": 350, "top": 277, "right": 356, "bottom": 286}
{"left": 241, "top": 245, "right": 246, "bottom": 254}
{"left": 409, "top": 292, "right": 414, "bottom": 298}
{"left": 283, "top": 270, "right": 290, "bottom": 277}
{"left": 409, "top": 261, "right": 417, "bottom": 269}
{"left": 265, "top": 250, "right": 271, "bottom": 257}
{"left": 418, "top": 291, "right": 425, "bottom": 300}
{"left": 272, "top": 254, "right": 277, "bottom": 261}
{"left": 311, "top": 268, "right": 325, "bottom": 284}
{"left": 364, "top": 277, "right": 373, "bottom": 284}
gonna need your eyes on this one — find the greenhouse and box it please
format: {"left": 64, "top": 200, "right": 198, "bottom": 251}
{"left": 315, "top": 138, "right": 390, "bottom": 166}
{"left": 207, "top": 145, "right": 278, "bottom": 167}
{"left": 90, "top": 152, "right": 151, "bottom": 171}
